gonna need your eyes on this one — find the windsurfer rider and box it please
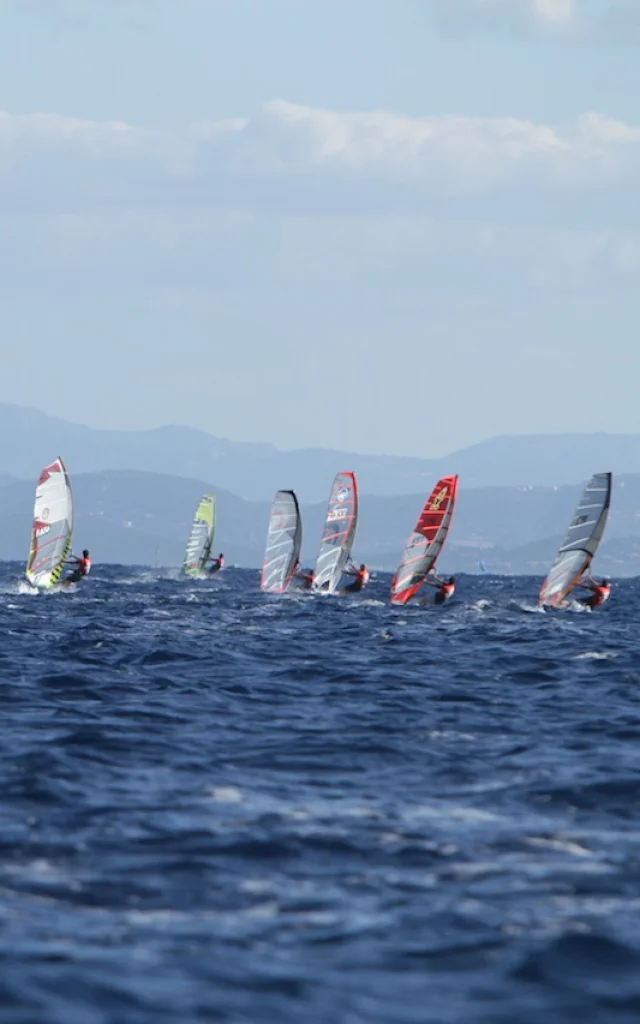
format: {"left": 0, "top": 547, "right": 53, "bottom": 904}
{"left": 574, "top": 573, "right": 610, "bottom": 610}
{"left": 65, "top": 549, "right": 91, "bottom": 584}
{"left": 342, "top": 562, "right": 370, "bottom": 594}
{"left": 207, "top": 553, "right": 224, "bottom": 575}
{"left": 420, "top": 572, "right": 455, "bottom": 606}
{"left": 297, "top": 569, "right": 315, "bottom": 589}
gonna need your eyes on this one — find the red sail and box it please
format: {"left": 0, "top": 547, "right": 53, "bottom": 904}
{"left": 390, "top": 475, "right": 458, "bottom": 605}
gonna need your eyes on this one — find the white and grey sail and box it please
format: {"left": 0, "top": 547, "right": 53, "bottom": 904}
{"left": 539, "top": 472, "right": 612, "bottom": 606}
{"left": 261, "top": 490, "right": 302, "bottom": 593}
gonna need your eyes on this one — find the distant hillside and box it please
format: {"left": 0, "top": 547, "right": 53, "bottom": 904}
{"left": 3, "top": 468, "right": 640, "bottom": 575}
{"left": 0, "top": 472, "right": 270, "bottom": 568}
{"left": 2, "top": 403, "right": 640, "bottom": 501}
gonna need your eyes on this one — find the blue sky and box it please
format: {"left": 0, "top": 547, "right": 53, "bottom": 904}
{"left": 1, "top": 0, "right": 640, "bottom": 457}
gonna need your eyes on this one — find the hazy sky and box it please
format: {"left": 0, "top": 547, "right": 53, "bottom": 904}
{"left": 1, "top": 0, "right": 640, "bottom": 457}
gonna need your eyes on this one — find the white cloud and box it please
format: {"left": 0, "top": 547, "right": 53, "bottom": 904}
{"left": 0, "top": 109, "right": 192, "bottom": 172}
{"left": 3, "top": 0, "right": 638, "bottom": 44}
{"left": 424, "top": 0, "right": 575, "bottom": 33}
{"left": 2, "top": 99, "right": 640, "bottom": 297}
{"left": 533, "top": 0, "right": 576, "bottom": 27}
{"left": 423, "top": 0, "right": 640, "bottom": 39}
{"left": 1, "top": 101, "right": 640, "bottom": 202}
{"left": 234, "top": 101, "right": 640, "bottom": 191}
{"left": 0, "top": 110, "right": 133, "bottom": 153}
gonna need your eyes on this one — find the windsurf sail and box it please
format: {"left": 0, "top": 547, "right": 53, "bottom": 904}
{"left": 539, "top": 472, "right": 612, "bottom": 607}
{"left": 261, "top": 490, "right": 302, "bottom": 593}
{"left": 312, "top": 471, "right": 358, "bottom": 593}
{"left": 390, "top": 475, "right": 458, "bottom": 605}
{"left": 25, "top": 457, "right": 73, "bottom": 589}
{"left": 184, "top": 493, "right": 215, "bottom": 576}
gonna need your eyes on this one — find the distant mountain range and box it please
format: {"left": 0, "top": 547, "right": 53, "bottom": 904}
{"left": 2, "top": 466, "right": 640, "bottom": 575}
{"left": 2, "top": 402, "right": 640, "bottom": 501}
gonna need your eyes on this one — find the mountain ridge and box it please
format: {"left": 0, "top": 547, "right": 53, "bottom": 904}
{"left": 1, "top": 403, "right": 640, "bottom": 501}
{"left": 3, "top": 467, "right": 640, "bottom": 575}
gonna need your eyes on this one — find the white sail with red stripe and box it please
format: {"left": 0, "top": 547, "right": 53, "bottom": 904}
{"left": 312, "top": 471, "right": 358, "bottom": 594}
{"left": 25, "top": 457, "right": 73, "bottom": 589}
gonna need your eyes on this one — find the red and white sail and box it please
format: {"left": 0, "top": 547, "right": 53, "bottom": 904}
{"left": 312, "top": 471, "right": 358, "bottom": 593}
{"left": 390, "top": 475, "right": 458, "bottom": 605}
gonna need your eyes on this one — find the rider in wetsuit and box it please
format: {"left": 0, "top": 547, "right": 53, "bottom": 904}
{"left": 65, "top": 549, "right": 91, "bottom": 584}
{"left": 342, "top": 562, "right": 370, "bottom": 594}
{"left": 421, "top": 572, "right": 455, "bottom": 606}
{"left": 296, "top": 568, "right": 315, "bottom": 589}
{"left": 575, "top": 574, "right": 610, "bottom": 610}
{"left": 207, "top": 553, "right": 224, "bottom": 575}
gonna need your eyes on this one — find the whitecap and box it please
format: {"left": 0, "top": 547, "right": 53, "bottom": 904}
{"left": 517, "top": 601, "right": 545, "bottom": 614}
{"left": 574, "top": 651, "right": 617, "bottom": 660}
{"left": 207, "top": 786, "right": 244, "bottom": 804}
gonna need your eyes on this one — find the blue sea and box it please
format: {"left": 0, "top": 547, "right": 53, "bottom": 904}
{"left": 1, "top": 565, "right": 639, "bottom": 1024}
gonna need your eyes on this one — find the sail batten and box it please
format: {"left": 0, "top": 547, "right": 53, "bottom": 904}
{"left": 25, "top": 457, "right": 73, "bottom": 589}
{"left": 312, "top": 471, "right": 358, "bottom": 593}
{"left": 184, "top": 494, "right": 215, "bottom": 576}
{"left": 261, "top": 490, "right": 302, "bottom": 593}
{"left": 539, "top": 472, "right": 612, "bottom": 607}
{"left": 390, "top": 475, "right": 458, "bottom": 605}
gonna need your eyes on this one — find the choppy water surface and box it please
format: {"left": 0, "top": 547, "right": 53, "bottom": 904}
{"left": 1, "top": 565, "right": 640, "bottom": 1023}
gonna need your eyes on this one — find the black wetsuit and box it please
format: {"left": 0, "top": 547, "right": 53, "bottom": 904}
{"left": 433, "top": 583, "right": 455, "bottom": 606}
{"left": 344, "top": 570, "right": 369, "bottom": 594}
